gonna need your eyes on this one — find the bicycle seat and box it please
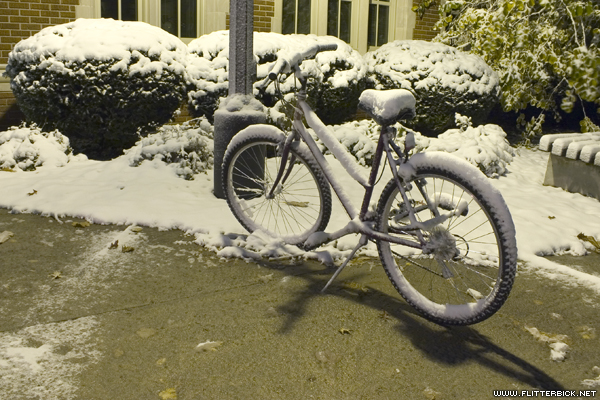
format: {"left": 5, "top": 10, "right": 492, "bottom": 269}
{"left": 358, "top": 89, "right": 416, "bottom": 126}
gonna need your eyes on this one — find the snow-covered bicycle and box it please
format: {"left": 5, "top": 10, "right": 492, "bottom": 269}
{"left": 222, "top": 43, "right": 517, "bottom": 326}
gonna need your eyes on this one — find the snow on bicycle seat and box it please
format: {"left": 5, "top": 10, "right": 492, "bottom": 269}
{"left": 358, "top": 89, "right": 416, "bottom": 126}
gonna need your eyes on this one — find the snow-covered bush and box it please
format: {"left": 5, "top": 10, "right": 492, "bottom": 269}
{"left": 126, "top": 118, "right": 213, "bottom": 180}
{"left": 432, "top": 0, "right": 600, "bottom": 134}
{"left": 0, "top": 124, "right": 86, "bottom": 171}
{"left": 320, "top": 118, "right": 513, "bottom": 177}
{"left": 186, "top": 31, "right": 367, "bottom": 125}
{"left": 417, "top": 119, "right": 515, "bottom": 177}
{"left": 5, "top": 19, "right": 188, "bottom": 160}
{"left": 310, "top": 120, "right": 379, "bottom": 166}
{"left": 365, "top": 40, "right": 500, "bottom": 136}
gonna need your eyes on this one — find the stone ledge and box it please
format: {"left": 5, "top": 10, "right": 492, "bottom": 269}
{"left": 541, "top": 133, "right": 600, "bottom": 201}
{"left": 543, "top": 153, "right": 600, "bottom": 201}
{"left": 540, "top": 132, "right": 600, "bottom": 165}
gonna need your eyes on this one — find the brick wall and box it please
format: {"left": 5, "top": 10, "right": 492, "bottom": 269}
{"left": 1, "top": 0, "right": 80, "bottom": 130}
{"left": 253, "top": 0, "right": 274, "bottom": 32}
{"left": 412, "top": 0, "right": 439, "bottom": 41}
{"left": 0, "top": 0, "right": 79, "bottom": 65}
{"left": 225, "top": 0, "right": 275, "bottom": 32}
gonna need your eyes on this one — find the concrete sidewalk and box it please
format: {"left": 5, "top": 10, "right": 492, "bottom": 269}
{"left": 0, "top": 208, "right": 599, "bottom": 399}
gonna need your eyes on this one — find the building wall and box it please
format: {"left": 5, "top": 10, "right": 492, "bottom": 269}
{"left": 1, "top": 0, "right": 80, "bottom": 129}
{"left": 412, "top": 0, "right": 439, "bottom": 41}
{"left": 225, "top": 0, "right": 275, "bottom": 32}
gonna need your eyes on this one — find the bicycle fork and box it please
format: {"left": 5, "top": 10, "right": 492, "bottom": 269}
{"left": 265, "top": 130, "right": 298, "bottom": 199}
{"left": 384, "top": 130, "right": 457, "bottom": 279}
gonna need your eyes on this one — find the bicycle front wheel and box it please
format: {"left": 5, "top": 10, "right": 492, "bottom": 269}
{"left": 376, "top": 152, "right": 517, "bottom": 326}
{"left": 222, "top": 125, "right": 332, "bottom": 245}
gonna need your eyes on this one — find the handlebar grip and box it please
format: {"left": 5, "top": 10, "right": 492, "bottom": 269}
{"left": 268, "top": 58, "right": 288, "bottom": 81}
{"left": 267, "top": 43, "right": 338, "bottom": 81}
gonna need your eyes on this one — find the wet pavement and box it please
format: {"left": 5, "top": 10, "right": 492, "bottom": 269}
{"left": 0, "top": 208, "right": 599, "bottom": 399}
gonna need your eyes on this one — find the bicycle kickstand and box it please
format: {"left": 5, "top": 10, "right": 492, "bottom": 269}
{"left": 321, "top": 234, "right": 369, "bottom": 293}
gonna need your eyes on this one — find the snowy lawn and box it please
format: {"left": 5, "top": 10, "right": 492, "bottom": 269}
{"left": 1, "top": 123, "right": 600, "bottom": 295}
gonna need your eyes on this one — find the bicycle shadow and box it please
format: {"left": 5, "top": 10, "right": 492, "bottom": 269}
{"left": 259, "top": 258, "right": 565, "bottom": 392}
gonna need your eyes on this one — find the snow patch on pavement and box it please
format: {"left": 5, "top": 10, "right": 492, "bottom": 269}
{"left": 0, "top": 317, "right": 101, "bottom": 400}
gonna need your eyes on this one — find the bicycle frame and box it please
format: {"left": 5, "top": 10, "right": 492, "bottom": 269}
{"left": 269, "top": 69, "right": 425, "bottom": 251}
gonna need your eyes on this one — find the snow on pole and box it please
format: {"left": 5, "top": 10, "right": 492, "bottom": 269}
{"left": 213, "top": 0, "right": 265, "bottom": 198}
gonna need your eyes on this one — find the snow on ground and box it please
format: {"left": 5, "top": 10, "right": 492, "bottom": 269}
{"left": 0, "top": 317, "right": 100, "bottom": 399}
{"left": 1, "top": 121, "right": 600, "bottom": 396}
{"left": 1, "top": 124, "right": 600, "bottom": 296}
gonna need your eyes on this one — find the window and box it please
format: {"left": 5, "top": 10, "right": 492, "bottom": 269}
{"left": 161, "top": 0, "right": 198, "bottom": 38}
{"left": 368, "top": 0, "right": 389, "bottom": 47}
{"left": 282, "top": 0, "right": 311, "bottom": 34}
{"left": 101, "top": 0, "right": 137, "bottom": 20}
{"left": 327, "top": 0, "right": 351, "bottom": 43}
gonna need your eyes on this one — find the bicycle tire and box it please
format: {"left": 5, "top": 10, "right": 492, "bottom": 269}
{"left": 375, "top": 152, "right": 517, "bottom": 326}
{"left": 222, "top": 125, "right": 332, "bottom": 245}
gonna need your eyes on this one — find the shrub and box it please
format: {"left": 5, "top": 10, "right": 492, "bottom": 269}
{"left": 308, "top": 120, "right": 379, "bottom": 166}
{"left": 186, "top": 31, "right": 367, "bottom": 125}
{"left": 364, "top": 40, "right": 500, "bottom": 136}
{"left": 0, "top": 123, "right": 85, "bottom": 171}
{"left": 317, "top": 118, "right": 513, "bottom": 177}
{"left": 5, "top": 19, "right": 188, "bottom": 160}
{"left": 126, "top": 118, "right": 213, "bottom": 180}
{"left": 432, "top": 0, "right": 600, "bottom": 135}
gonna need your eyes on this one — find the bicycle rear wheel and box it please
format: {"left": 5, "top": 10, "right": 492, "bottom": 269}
{"left": 375, "top": 152, "right": 517, "bottom": 326}
{"left": 222, "top": 125, "right": 332, "bottom": 245}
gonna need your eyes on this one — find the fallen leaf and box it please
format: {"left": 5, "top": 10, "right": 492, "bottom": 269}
{"left": 28, "top": 189, "right": 37, "bottom": 196}
{"left": 423, "top": 387, "right": 443, "bottom": 400}
{"left": 259, "top": 273, "right": 274, "bottom": 283}
{"left": 72, "top": 221, "right": 90, "bottom": 228}
{"left": 339, "top": 328, "right": 351, "bottom": 335}
{"left": 109, "top": 240, "right": 119, "bottom": 249}
{"left": 122, "top": 246, "right": 134, "bottom": 253}
{"left": 0, "top": 231, "right": 14, "bottom": 245}
{"left": 548, "top": 216, "right": 555, "bottom": 219}
{"left": 349, "top": 255, "right": 376, "bottom": 264}
{"left": 577, "top": 326, "right": 596, "bottom": 340}
{"left": 158, "top": 388, "right": 177, "bottom": 400}
{"left": 196, "top": 340, "right": 222, "bottom": 352}
{"left": 283, "top": 201, "right": 309, "bottom": 207}
{"left": 130, "top": 226, "right": 143, "bottom": 233}
{"left": 380, "top": 311, "right": 392, "bottom": 321}
{"left": 49, "top": 271, "right": 62, "bottom": 280}
{"left": 136, "top": 328, "right": 156, "bottom": 338}
{"left": 342, "top": 281, "right": 369, "bottom": 294}
{"left": 577, "top": 233, "right": 600, "bottom": 250}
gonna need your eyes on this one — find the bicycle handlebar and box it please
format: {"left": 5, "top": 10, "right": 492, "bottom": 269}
{"left": 267, "top": 43, "right": 338, "bottom": 81}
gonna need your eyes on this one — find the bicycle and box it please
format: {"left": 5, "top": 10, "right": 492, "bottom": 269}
{"left": 221, "top": 43, "right": 517, "bottom": 326}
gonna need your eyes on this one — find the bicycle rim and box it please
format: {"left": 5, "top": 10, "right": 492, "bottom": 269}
{"left": 225, "top": 139, "right": 329, "bottom": 244}
{"left": 377, "top": 168, "right": 515, "bottom": 325}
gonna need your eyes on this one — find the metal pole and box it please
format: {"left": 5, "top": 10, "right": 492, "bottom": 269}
{"left": 229, "top": 0, "right": 255, "bottom": 95}
{"left": 213, "top": 0, "right": 265, "bottom": 199}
